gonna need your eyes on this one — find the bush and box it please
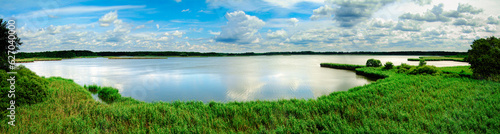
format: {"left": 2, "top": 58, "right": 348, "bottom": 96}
{"left": 419, "top": 59, "right": 426, "bottom": 66}
{"left": 0, "top": 66, "right": 48, "bottom": 114}
{"left": 408, "top": 65, "right": 439, "bottom": 75}
{"left": 98, "top": 87, "right": 122, "bottom": 103}
{"left": 84, "top": 84, "right": 101, "bottom": 94}
{"left": 366, "top": 59, "right": 382, "bottom": 67}
{"left": 384, "top": 62, "right": 394, "bottom": 69}
{"left": 466, "top": 36, "right": 500, "bottom": 80}
{"left": 396, "top": 63, "right": 413, "bottom": 73}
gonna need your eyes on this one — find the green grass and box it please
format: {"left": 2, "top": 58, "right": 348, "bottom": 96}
{"left": 1, "top": 64, "right": 499, "bottom": 133}
{"left": 438, "top": 66, "right": 473, "bottom": 77}
{"left": 108, "top": 56, "right": 168, "bottom": 59}
{"left": 408, "top": 56, "right": 465, "bottom": 62}
{"left": 320, "top": 63, "right": 365, "bottom": 70}
{"left": 15, "top": 58, "right": 63, "bottom": 63}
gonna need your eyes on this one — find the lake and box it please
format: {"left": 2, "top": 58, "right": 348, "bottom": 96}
{"left": 21, "top": 55, "right": 469, "bottom": 102}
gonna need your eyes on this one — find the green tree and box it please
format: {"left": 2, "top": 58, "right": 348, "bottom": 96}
{"left": 467, "top": 36, "right": 500, "bottom": 80}
{"left": 366, "top": 59, "right": 382, "bottom": 67}
{"left": 1, "top": 19, "right": 23, "bottom": 71}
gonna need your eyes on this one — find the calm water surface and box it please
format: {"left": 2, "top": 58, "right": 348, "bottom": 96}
{"left": 21, "top": 55, "right": 469, "bottom": 102}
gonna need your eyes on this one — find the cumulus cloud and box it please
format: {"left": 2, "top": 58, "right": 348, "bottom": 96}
{"left": 453, "top": 18, "right": 480, "bottom": 26}
{"left": 310, "top": 5, "right": 335, "bottom": 20}
{"left": 99, "top": 11, "right": 118, "bottom": 27}
{"left": 485, "top": 26, "right": 497, "bottom": 33}
{"left": 487, "top": 16, "right": 499, "bottom": 24}
{"left": 172, "top": 30, "right": 185, "bottom": 37}
{"left": 370, "top": 18, "right": 395, "bottom": 28}
{"left": 399, "top": 4, "right": 450, "bottom": 22}
{"left": 457, "top": 3, "right": 483, "bottom": 14}
{"left": 181, "top": 9, "right": 190, "bottom": 12}
{"left": 267, "top": 29, "right": 288, "bottom": 39}
{"left": 215, "top": 11, "right": 265, "bottom": 44}
{"left": 209, "top": 30, "right": 220, "bottom": 35}
{"left": 310, "top": 0, "right": 398, "bottom": 27}
{"left": 288, "top": 18, "right": 299, "bottom": 26}
{"left": 394, "top": 20, "right": 422, "bottom": 31}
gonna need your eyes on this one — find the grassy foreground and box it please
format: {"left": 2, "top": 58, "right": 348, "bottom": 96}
{"left": 1, "top": 65, "right": 500, "bottom": 133}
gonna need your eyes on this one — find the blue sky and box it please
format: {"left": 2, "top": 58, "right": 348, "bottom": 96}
{"left": 2, "top": 0, "right": 500, "bottom": 52}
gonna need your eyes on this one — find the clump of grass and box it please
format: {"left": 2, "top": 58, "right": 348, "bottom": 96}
{"left": 97, "top": 87, "right": 122, "bottom": 103}
{"left": 384, "top": 62, "right": 394, "bottom": 69}
{"left": 83, "top": 84, "right": 101, "bottom": 94}
{"left": 320, "top": 63, "right": 365, "bottom": 70}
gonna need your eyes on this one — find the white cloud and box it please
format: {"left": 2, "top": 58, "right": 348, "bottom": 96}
{"left": 487, "top": 16, "right": 499, "bottom": 24}
{"left": 15, "top": 5, "right": 145, "bottom": 19}
{"left": 181, "top": 9, "right": 190, "bottom": 12}
{"left": 267, "top": 29, "right": 288, "bottom": 39}
{"left": 457, "top": 3, "right": 483, "bottom": 14}
{"left": 209, "top": 30, "right": 220, "bottom": 35}
{"left": 99, "top": 11, "right": 118, "bottom": 27}
{"left": 310, "top": 5, "right": 335, "bottom": 21}
{"left": 394, "top": 20, "right": 423, "bottom": 31}
{"left": 262, "top": 0, "right": 323, "bottom": 9}
{"left": 175, "top": 0, "right": 182, "bottom": 3}
{"left": 288, "top": 18, "right": 299, "bottom": 26}
{"left": 399, "top": 4, "right": 451, "bottom": 22}
{"left": 134, "top": 25, "right": 145, "bottom": 30}
{"left": 172, "top": 30, "right": 185, "bottom": 37}
{"left": 215, "top": 11, "right": 265, "bottom": 44}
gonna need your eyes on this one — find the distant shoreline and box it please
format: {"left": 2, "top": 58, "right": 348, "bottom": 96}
{"left": 16, "top": 50, "right": 468, "bottom": 59}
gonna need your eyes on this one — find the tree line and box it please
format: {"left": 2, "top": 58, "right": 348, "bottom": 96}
{"left": 16, "top": 50, "right": 468, "bottom": 59}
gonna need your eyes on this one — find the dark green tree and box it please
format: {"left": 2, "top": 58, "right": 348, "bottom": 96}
{"left": 466, "top": 36, "right": 500, "bottom": 80}
{"left": 366, "top": 59, "right": 382, "bottom": 67}
{"left": 1, "top": 19, "right": 23, "bottom": 71}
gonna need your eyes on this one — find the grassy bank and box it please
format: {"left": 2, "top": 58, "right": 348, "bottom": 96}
{"left": 1, "top": 64, "right": 499, "bottom": 133}
{"left": 15, "top": 58, "right": 62, "bottom": 63}
{"left": 319, "top": 63, "right": 365, "bottom": 70}
{"left": 408, "top": 56, "right": 465, "bottom": 62}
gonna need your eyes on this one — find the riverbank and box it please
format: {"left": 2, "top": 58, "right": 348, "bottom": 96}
{"left": 1, "top": 64, "right": 499, "bottom": 133}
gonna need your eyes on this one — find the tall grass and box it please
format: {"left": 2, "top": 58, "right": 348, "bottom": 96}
{"left": 1, "top": 65, "right": 499, "bottom": 133}
{"left": 320, "top": 63, "right": 365, "bottom": 70}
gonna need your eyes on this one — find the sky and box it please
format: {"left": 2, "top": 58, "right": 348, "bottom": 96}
{"left": 2, "top": 0, "right": 499, "bottom": 52}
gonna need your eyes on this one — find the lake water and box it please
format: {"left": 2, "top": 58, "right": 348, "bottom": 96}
{"left": 21, "top": 55, "right": 469, "bottom": 102}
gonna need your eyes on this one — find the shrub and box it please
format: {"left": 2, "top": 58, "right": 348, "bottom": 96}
{"left": 384, "top": 62, "right": 394, "bottom": 69}
{"left": 419, "top": 59, "right": 426, "bottom": 66}
{"left": 366, "top": 59, "right": 382, "bottom": 67}
{"left": 408, "top": 65, "right": 439, "bottom": 75}
{"left": 84, "top": 84, "right": 101, "bottom": 94}
{"left": 466, "top": 36, "right": 500, "bottom": 80}
{"left": 98, "top": 87, "right": 122, "bottom": 103}
{"left": 396, "top": 63, "right": 413, "bottom": 73}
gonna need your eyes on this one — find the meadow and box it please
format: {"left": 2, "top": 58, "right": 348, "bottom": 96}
{"left": 0, "top": 63, "right": 499, "bottom": 133}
